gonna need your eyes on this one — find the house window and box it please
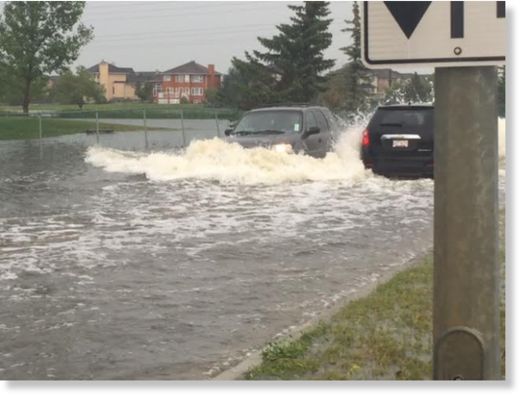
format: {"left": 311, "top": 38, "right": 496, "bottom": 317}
{"left": 174, "top": 75, "right": 183, "bottom": 82}
{"left": 191, "top": 87, "right": 204, "bottom": 96}
{"left": 191, "top": 75, "right": 203, "bottom": 83}
{"left": 184, "top": 75, "right": 190, "bottom": 83}
{"left": 163, "top": 75, "right": 171, "bottom": 81}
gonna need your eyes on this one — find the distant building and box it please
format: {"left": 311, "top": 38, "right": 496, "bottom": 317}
{"left": 86, "top": 61, "right": 162, "bottom": 102}
{"left": 367, "top": 68, "right": 432, "bottom": 98}
{"left": 87, "top": 61, "right": 137, "bottom": 101}
{"left": 155, "top": 61, "right": 222, "bottom": 104}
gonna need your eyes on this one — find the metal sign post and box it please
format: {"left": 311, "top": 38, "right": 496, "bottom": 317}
{"left": 433, "top": 66, "right": 499, "bottom": 380}
{"left": 362, "top": 1, "right": 505, "bottom": 380}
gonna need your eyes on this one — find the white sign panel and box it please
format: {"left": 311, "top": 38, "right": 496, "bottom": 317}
{"left": 362, "top": 1, "right": 506, "bottom": 68}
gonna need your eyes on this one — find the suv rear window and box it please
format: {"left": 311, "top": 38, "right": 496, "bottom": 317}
{"left": 374, "top": 108, "right": 432, "bottom": 128}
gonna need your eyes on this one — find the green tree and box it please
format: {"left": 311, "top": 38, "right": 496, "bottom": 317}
{"left": 51, "top": 67, "right": 105, "bottom": 109}
{"left": 204, "top": 87, "right": 218, "bottom": 106}
{"left": 252, "top": 1, "right": 335, "bottom": 103}
{"left": 0, "top": 1, "right": 93, "bottom": 114}
{"left": 216, "top": 60, "right": 278, "bottom": 110}
{"left": 341, "top": 1, "right": 373, "bottom": 115}
{"left": 223, "top": 1, "right": 334, "bottom": 109}
{"left": 402, "top": 73, "right": 433, "bottom": 104}
{"left": 383, "top": 79, "right": 406, "bottom": 105}
{"left": 318, "top": 67, "right": 347, "bottom": 109}
{"left": 135, "top": 81, "right": 154, "bottom": 102}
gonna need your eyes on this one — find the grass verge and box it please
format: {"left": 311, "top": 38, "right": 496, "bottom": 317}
{"left": 245, "top": 212, "right": 506, "bottom": 380}
{"left": 0, "top": 103, "right": 242, "bottom": 120}
{"left": 0, "top": 117, "right": 154, "bottom": 140}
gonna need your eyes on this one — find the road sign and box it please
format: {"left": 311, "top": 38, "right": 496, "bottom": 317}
{"left": 362, "top": 1, "right": 506, "bottom": 67}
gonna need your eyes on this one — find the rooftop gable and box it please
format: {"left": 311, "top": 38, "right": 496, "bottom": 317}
{"left": 163, "top": 60, "right": 221, "bottom": 75}
{"left": 86, "top": 62, "right": 135, "bottom": 75}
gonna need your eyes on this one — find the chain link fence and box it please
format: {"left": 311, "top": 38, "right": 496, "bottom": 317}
{"left": 0, "top": 107, "right": 242, "bottom": 150}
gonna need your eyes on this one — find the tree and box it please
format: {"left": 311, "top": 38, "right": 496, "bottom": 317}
{"left": 0, "top": 2, "right": 93, "bottom": 114}
{"left": 252, "top": 1, "right": 335, "bottom": 103}
{"left": 204, "top": 87, "right": 218, "bottom": 106}
{"left": 341, "top": 1, "right": 373, "bottom": 115}
{"left": 402, "top": 73, "right": 433, "bottom": 104}
{"left": 383, "top": 79, "right": 407, "bottom": 105}
{"left": 383, "top": 73, "right": 433, "bottom": 105}
{"left": 214, "top": 59, "right": 277, "bottom": 110}
{"left": 135, "top": 81, "right": 154, "bottom": 102}
{"left": 318, "top": 67, "right": 347, "bottom": 109}
{"left": 221, "top": 1, "right": 334, "bottom": 109}
{"left": 51, "top": 67, "right": 105, "bottom": 109}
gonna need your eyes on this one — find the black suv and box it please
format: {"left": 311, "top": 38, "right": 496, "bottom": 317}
{"left": 225, "top": 105, "right": 338, "bottom": 158}
{"left": 361, "top": 104, "right": 434, "bottom": 178}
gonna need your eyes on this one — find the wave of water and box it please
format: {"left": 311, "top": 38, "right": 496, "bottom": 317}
{"left": 85, "top": 125, "right": 370, "bottom": 185}
{"left": 85, "top": 118, "right": 506, "bottom": 184}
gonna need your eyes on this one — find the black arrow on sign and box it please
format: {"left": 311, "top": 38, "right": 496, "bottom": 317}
{"left": 384, "top": 1, "right": 432, "bottom": 39}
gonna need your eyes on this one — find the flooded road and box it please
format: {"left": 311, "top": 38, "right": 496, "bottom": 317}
{"left": 0, "top": 120, "right": 505, "bottom": 379}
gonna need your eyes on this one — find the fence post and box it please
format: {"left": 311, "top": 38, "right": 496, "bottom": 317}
{"left": 38, "top": 114, "right": 42, "bottom": 140}
{"left": 214, "top": 110, "right": 220, "bottom": 137}
{"left": 143, "top": 109, "right": 149, "bottom": 150}
{"left": 38, "top": 114, "right": 43, "bottom": 159}
{"left": 180, "top": 108, "right": 186, "bottom": 148}
{"left": 95, "top": 111, "right": 100, "bottom": 144}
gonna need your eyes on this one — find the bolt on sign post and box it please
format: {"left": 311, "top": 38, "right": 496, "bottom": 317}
{"left": 362, "top": 1, "right": 506, "bottom": 380}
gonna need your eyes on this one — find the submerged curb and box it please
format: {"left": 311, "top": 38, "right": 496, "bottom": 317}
{"left": 213, "top": 246, "right": 432, "bottom": 380}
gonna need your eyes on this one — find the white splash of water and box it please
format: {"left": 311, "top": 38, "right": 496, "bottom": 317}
{"left": 85, "top": 125, "right": 371, "bottom": 185}
{"left": 85, "top": 117, "right": 505, "bottom": 184}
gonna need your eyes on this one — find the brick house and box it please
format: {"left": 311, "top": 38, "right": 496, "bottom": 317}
{"left": 155, "top": 61, "right": 222, "bottom": 104}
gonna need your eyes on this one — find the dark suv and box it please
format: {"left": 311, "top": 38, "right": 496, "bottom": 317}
{"left": 361, "top": 104, "right": 434, "bottom": 178}
{"left": 225, "top": 105, "right": 338, "bottom": 158}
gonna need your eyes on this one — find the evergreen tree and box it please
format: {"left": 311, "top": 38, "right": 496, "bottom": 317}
{"left": 216, "top": 58, "right": 279, "bottom": 110}
{"left": 341, "top": 1, "right": 373, "bottom": 115}
{"left": 252, "top": 1, "right": 335, "bottom": 103}
{"left": 222, "top": 1, "right": 334, "bottom": 109}
{"left": 402, "top": 73, "right": 433, "bottom": 103}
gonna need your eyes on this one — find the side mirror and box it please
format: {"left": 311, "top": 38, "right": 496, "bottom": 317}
{"left": 302, "top": 126, "right": 320, "bottom": 139}
{"left": 224, "top": 128, "right": 233, "bottom": 136}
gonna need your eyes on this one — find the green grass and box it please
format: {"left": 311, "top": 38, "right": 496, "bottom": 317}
{"left": 245, "top": 211, "right": 506, "bottom": 380}
{"left": 0, "top": 117, "right": 151, "bottom": 140}
{"left": 0, "top": 102, "right": 242, "bottom": 120}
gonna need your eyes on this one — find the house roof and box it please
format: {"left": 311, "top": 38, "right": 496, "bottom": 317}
{"left": 163, "top": 60, "right": 221, "bottom": 75}
{"left": 86, "top": 62, "right": 135, "bottom": 75}
{"left": 368, "top": 68, "right": 432, "bottom": 79}
{"left": 128, "top": 71, "right": 162, "bottom": 84}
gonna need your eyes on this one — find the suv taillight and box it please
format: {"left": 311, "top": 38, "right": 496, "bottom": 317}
{"left": 362, "top": 129, "right": 370, "bottom": 147}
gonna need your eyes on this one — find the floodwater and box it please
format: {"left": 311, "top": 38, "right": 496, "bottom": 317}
{"left": 0, "top": 119, "right": 506, "bottom": 379}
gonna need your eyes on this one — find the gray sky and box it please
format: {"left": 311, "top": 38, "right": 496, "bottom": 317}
{"left": 74, "top": 1, "right": 353, "bottom": 73}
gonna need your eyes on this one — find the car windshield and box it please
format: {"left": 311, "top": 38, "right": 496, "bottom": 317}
{"left": 233, "top": 110, "right": 303, "bottom": 135}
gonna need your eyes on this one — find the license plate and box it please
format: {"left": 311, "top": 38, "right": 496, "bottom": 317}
{"left": 392, "top": 140, "right": 408, "bottom": 148}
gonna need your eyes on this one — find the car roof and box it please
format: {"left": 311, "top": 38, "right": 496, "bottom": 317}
{"left": 377, "top": 103, "right": 434, "bottom": 110}
{"left": 249, "top": 105, "right": 327, "bottom": 112}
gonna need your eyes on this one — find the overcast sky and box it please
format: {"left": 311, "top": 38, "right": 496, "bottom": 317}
{"left": 74, "top": 1, "right": 353, "bottom": 73}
